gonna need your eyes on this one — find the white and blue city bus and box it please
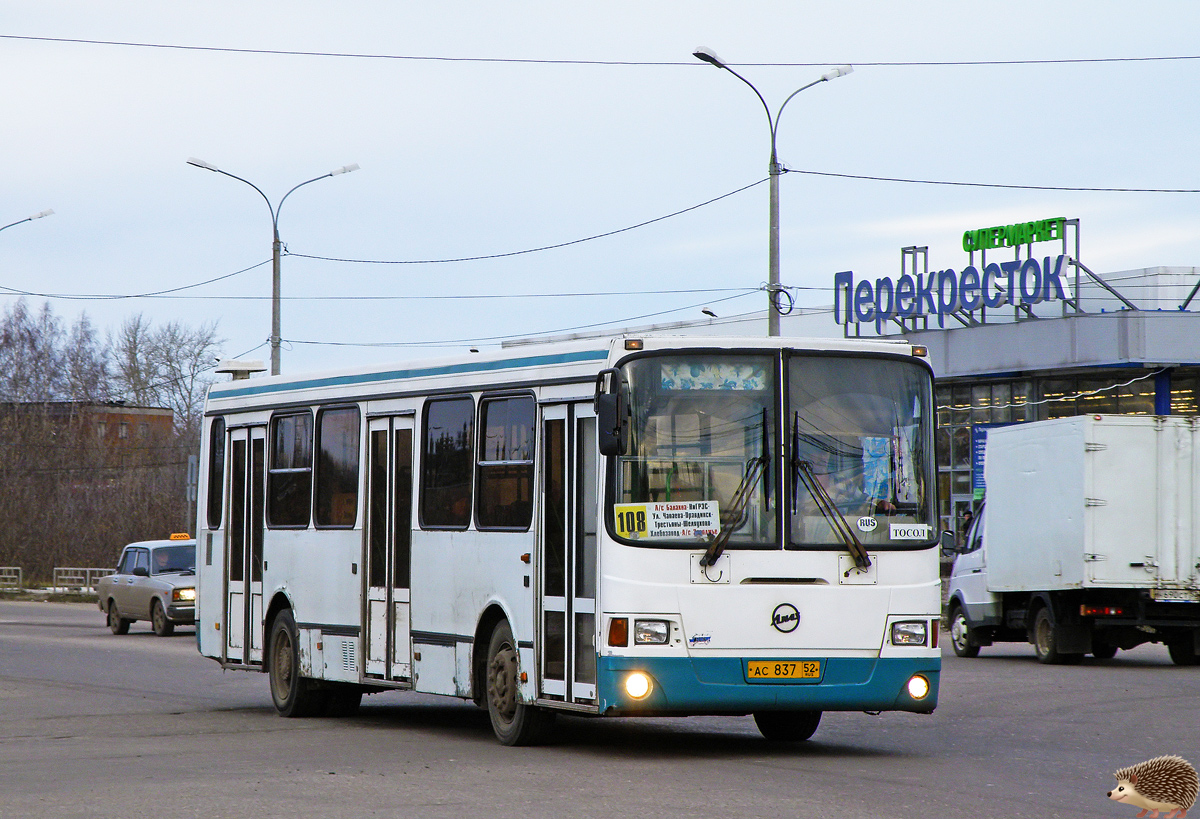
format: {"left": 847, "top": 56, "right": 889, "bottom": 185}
{"left": 195, "top": 335, "right": 940, "bottom": 745}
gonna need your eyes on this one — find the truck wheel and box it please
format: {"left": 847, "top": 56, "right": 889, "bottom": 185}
{"left": 949, "top": 605, "right": 980, "bottom": 658}
{"left": 1032, "top": 608, "right": 1082, "bottom": 665}
{"left": 1090, "top": 635, "right": 1118, "bottom": 660}
{"left": 485, "top": 621, "right": 554, "bottom": 746}
{"left": 268, "top": 610, "right": 328, "bottom": 717}
{"left": 753, "top": 710, "right": 821, "bottom": 741}
{"left": 1167, "top": 639, "right": 1197, "bottom": 666}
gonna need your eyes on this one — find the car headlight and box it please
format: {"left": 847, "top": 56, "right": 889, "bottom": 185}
{"left": 891, "top": 620, "right": 927, "bottom": 646}
{"left": 634, "top": 620, "right": 670, "bottom": 645}
{"left": 173, "top": 588, "right": 196, "bottom": 602}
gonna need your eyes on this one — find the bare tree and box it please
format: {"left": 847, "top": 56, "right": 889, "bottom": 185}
{"left": 147, "top": 319, "right": 223, "bottom": 438}
{"left": 0, "top": 300, "right": 65, "bottom": 400}
{"left": 63, "top": 313, "right": 111, "bottom": 402}
{"left": 0, "top": 303, "right": 224, "bottom": 580}
{"left": 110, "top": 313, "right": 157, "bottom": 405}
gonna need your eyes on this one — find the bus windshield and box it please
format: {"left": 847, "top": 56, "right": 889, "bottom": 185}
{"left": 614, "top": 354, "right": 776, "bottom": 547}
{"left": 610, "top": 351, "right": 934, "bottom": 550}
{"left": 788, "top": 355, "right": 933, "bottom": 547}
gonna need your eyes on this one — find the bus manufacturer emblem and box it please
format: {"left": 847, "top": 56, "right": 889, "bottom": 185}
{"left": 771, "top": 603, "right": 800, "bottom": 633}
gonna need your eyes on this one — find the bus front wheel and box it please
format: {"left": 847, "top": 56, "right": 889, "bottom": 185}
{"left": 485, "top": 621, "right": 554, "bottom": 746}
{"left": 753, "top": 710, "right": 822, "bottom": 742}
{"left": 269, "top": 609, "right": 327, "bottom": 717}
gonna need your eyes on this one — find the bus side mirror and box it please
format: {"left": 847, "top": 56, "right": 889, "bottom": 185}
{"left": 939, "top": 530, "right": 957, "bottom": 557}
{"left": 594, "top": 368, "right": 627, "bottom": 456}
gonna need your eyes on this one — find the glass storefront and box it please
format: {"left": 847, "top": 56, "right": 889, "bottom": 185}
{"left": 935, "top": 369, "right": 1200, "bottom": 541}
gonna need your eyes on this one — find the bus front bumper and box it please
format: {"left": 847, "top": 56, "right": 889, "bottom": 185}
{"left": 597, "top": 655, "right": 939, "bottom": 716}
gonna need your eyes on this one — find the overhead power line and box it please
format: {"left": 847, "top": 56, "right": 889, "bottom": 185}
{"left": 785, "top": 168, "right": 1200, "bottom": 194}
{"left": 284, "top": 291, "right": 759, "bottom": 349}
{"left": 290, "top": 178, "right": 768, "bottom": 265}
{"left": 3, "top": 34, "right": 1198, "bottom": 67}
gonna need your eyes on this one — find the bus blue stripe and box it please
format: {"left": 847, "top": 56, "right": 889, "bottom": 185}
{"left": 210, "top": 348, "right": 611, "bottom": 400}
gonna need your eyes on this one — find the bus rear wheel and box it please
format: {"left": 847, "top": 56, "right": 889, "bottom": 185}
{"left": 753, "top": 710, "right": 822, "bottom": 742}
{"left": 485, "top": 621, "right": 554, "bottom": 746}
{"left": 269, "top": 609, "right": 327, "bottom": 717}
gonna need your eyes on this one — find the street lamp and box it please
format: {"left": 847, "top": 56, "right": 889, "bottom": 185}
{"left": 1, "top": 209, "right": 54, "bottom": 235}
{"left": 693, "top": 47, "right": 852, "bottom": 336}
{"left": 187, "top": 158, "right": 360, "bottom": 375}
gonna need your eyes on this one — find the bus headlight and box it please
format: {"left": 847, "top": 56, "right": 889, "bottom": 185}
{"left": 907, "top": 674, "right": 931, "bottom": 700}
{"left": 634, "top": 620, "right": 669, "bottom": 645}
{"left": 891, "top": 620, "right": 927, "bottom": 646}
{"left": 624, "top": 671, "right": 653, "bottom": 700}
{"left": 173, "top": 588, "right": 196, "bottom": 603}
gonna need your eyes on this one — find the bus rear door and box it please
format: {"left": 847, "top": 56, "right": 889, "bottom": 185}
{"left": 225, "top": 426, "right": 265, "bottom": 666}
{"left": 364, "top": 415, "right": 414, "bottom": 682}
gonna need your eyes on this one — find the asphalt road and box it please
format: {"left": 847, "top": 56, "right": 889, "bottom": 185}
{"left": 1, "top": 598, "right": 1197, "bottom": 819}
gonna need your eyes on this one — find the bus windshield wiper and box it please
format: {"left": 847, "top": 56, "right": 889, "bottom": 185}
{"left": 699, "top": 409, "right": 769, "bottom": 568}
{"left": 791, "top": 414, "right": 872, "bottom": 572}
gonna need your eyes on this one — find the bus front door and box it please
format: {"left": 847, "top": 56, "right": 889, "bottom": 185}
{"left": 364, "top": 415, "right": 414, "bottom": 682}
{"left": 539, "top": 404, "right": 598, "bottom": 706}
{"left": 224, "top": 426, "right": 265, "bottom": 666}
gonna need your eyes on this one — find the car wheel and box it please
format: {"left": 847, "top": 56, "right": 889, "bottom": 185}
{"left": 151, "top": 600, "right": 174, "bottom": 637}
{"left": 949, "top": 605, "right": 980, "bottom": 658}
{"left": 1032, "top": 608, "right": 1082, "bottom": 665}
{"left": 107, "top": 601, "right": 130, "bottom": 635}
{"left": 485, "top": 621, "right": 554, "bottom": 746}
{"left": 1167, "top": 638, "right": 1197, "bottom": 666}
{"left": 268, "top": 610, "right": 327, "bottom": 717}
{"left": 753, "top": 710, "right": 822, "bottom": 742}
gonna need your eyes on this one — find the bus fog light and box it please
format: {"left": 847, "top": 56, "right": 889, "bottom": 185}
{"left": 891, "top": 620, "right": 927, "bottom": 646}
{"left": 906, "top": 674, "right": 930, "bottom": 700}
{"left": 634, "top": 620, "right": 669, "bottom": 645}
{"left": 624, "top": 672, "right": 652, "bottom": 700}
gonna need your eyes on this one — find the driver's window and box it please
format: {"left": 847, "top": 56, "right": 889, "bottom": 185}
{"left": 965, "top": 513, "right": 984, "bottom": 553}
{"left": 133, "top": 549, "right": 150, "bottom": 574}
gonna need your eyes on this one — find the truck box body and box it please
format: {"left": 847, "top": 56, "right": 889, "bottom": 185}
{"left": 984, "top": 414, "right": 1199, "bottom": 596}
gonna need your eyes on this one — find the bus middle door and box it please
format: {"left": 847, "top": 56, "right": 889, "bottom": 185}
{"left": 364, "top": 415, "right": 414, "bottom": 682}
{"left": 539, "top": 403, "right": 598, "bottom": 707}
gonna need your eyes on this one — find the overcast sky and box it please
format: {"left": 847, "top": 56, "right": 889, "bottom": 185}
{"left": 3, "top": 2, "right": 1198, "bottom": 375}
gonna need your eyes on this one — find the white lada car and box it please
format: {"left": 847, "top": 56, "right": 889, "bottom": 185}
{"left": 97, "top": 535, "right": 197, "bottom": 636}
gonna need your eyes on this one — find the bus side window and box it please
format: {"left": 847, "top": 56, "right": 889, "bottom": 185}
{"left": 207, "top": 417, "right": 225, "bottom": 529}
{"left": 268, "top": 411, "right": 314, "bottom": 528}
{"left": 314, "top": 406, "right": 360, "bottom": 528}
{"left": 420, "top": 396, "right": 475, "bottom": 529}
{"left": 476, "top": 395, "right": 535, "bottom": 530}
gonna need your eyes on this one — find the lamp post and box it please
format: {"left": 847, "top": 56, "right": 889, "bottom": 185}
{"left": 187, "top": 158, "right": 359, "bottom": 375}
{"left": 0, "top": 209, "right": 54, "bottom": 235}
{"left": 693, "top": 48, "right": 852, "bottom": 336}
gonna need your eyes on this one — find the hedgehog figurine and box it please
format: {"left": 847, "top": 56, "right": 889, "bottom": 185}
{"left": 1108, "top": 756, "right": 1198, "bottom": 819}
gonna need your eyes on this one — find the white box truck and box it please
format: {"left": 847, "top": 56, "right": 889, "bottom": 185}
{"left": 944, "top": 414, "right": 1200, "bottom": 664}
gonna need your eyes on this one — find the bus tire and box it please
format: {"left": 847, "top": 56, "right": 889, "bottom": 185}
{"left": 753, "top": 710, "right": 822, "bottom": 742}
{"left": 151, "top": 599, "right": 174, "bottom": 637}
{"left": 485, "top": 621, "right": 554, "bottom": 746}
{"left": 269, "top": 609, "right": 327, "bottom": 717}
{"left": 107, "top": 601, "right": 131, "bottom": 635}
{"left": 323, "top": 683, "right": 364, "bottom": 717}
